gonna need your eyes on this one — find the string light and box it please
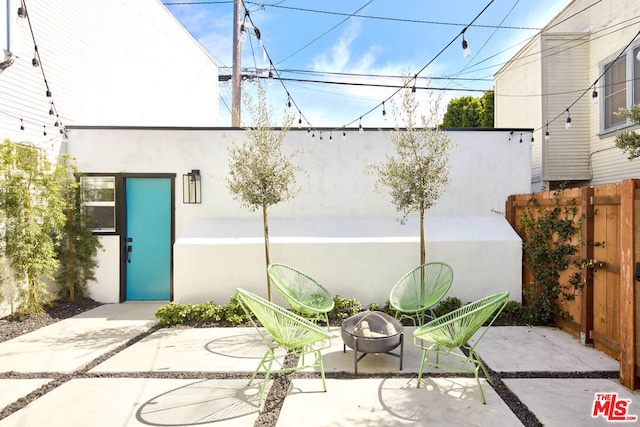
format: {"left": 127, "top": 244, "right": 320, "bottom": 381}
{"left": 382, "top": 101, "right": 387, "bottom": 120}
{"left": 32, "top": 47, "right": 39, "bottom": 67}
{"left": 545, "top": 124, "right": 550, "bottom": 140}
{"left": 358, "top": 117, "right": 364, "bottom": 134}
{"left": 461, "top": 28, "right": 471, "bottom": 58}
{"left": 342, "top": 128, "right": 346, "bottom": 141}
{"left": 565, "top": 109, "right": 572, "bottom": 129}
{"left": 20, "top": 119, "right": 24, "bottom": 130}
{"left": 42, "top": 125, "right": 46, "bottom": 136}
{"left": 591, "top": 85, "right": 598, "bottom": 104}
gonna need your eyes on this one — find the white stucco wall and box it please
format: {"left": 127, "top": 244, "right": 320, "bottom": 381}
{"left": 66, "top": 127, "right": 531, "bottom": 306}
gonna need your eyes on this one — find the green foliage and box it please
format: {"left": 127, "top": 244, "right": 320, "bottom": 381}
{"left": 54, "top": 156, "right": 102, "bottom": 301}
{"left": 329, "top": 295, "right": 362, "bottom": 322}
{"left": 366, "top": 76, "right": 451, "bottom": 264}
{"left": 367, "top": 300, "right": 396, "bottom": 316}
{"left": 518, "top": 188, "right": 588, "bottom": 325}
{"left": 154, "top": 295, "right": 250, "bottom": 326}
{"left": 0, "top": 140, "right": 66, "bottom": 313}
{"left": 614, "top": 104, "right": 640, "bottom": 159}
{"left": 442, "top": 91, "right": 494, "bottom": 128}
{"left": 432, "top": 296, "right": 462, "bottom": 317}
{"left": 226, "top": 83, "right": 299, "bottom": 212}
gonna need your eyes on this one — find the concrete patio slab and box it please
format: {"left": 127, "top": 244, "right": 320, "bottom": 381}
{"left": 470, "top": 326, "right": 619, "bottom": 373}
{"left": 504, "top": 378, "right": 640, "bottom": 426}
{"left": 277, "top": 378, "right": 523, "bottom": 426}
{"left": 0, "top": 302, "right": 161, "bottom": 373}
{"left": 90, "top": 327, "right": 285, "bottom": 373}
{"left": 319, "top": 327, "right": 468, "bottom": 375}
{"left": 0, "top": 379, "right": 51, "bottom": 409}
{"left": 0, "top": 378, "right": 266, "bottom": 427}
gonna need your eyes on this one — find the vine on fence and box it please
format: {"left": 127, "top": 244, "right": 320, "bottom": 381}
{"left": 518, "top": 188, "right": 602, "bottom": 325}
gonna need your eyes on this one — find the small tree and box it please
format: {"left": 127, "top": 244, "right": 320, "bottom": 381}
{"left": 226, "top": 84, "right": 299, "bottom": 301}
{"left": 0, "top": 140, "right": 65, "bottom": 313}
{"left": 54, "top": 155, "right": 102, "bottom": 301}
{"left": 614, "top": 104, "right": 640, "bottom": 159}
{"left": 367, "top": 80, "right": 452, "bottom": 266}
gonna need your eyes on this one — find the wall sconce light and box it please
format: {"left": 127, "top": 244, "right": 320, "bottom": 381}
{"left": 183, "top": 169, "right": 201, "bottom": 204}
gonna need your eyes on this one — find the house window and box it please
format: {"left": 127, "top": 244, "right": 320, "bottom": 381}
{"left": 603, "top": 55, "right": 626, "bottom": 130}
{"left": 81, "top": 176, "right": 116, "bottom": 232}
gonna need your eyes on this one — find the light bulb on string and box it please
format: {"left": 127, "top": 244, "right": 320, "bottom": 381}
{"left": 545, "top": 124, "right": 550, "bottom": 141}
{"left": 267, "top": 70, "right": 274, "bottom": 86}
{"left": 298, "top": 114, "right": 302, "bottom": 129}
{"left": 43, "top": 125, "right": 47, "bottom": 136}
{"left": 17, "top": 5, "right": 27, "bottom": 26}
{"left": 565, "top": 109, "right": 572, "bottom": 129}
{"left": 32, "top": 47, "right": 39, "bottom": 67}
{"left": 461, "top": 29, "right": 471, "bottom": 58}
{"left": 238, "top": 24, "right": 247, "bottom": 43}
{"left": 358, "top": 117, "right": 364, "bottom": 134}
{"left": 49, "top": 102, "right": 54, "bottom": 116}
{"left": 329, "top": 131, "right": 333, "bottom": 142}
{"left": 591, "top": 86, "right": 598, "bottom": 104}
{"left": 342, "top": 128, "right": 347, "bottom": 141}
{"left": 20, "top": 119, "right": 24, "bottom": 131}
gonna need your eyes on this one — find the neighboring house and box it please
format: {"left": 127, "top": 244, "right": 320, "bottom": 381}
{"left": 0, "top": 0, "right": 219, "bottom": 153}
{"left": 494, "top": 0, "right": 640, "bottom": 191}
{"left": 0, "top": 0, "right": 219, "bottom": 315}
{"left": 66, "top": 126, "right": 531, "bottom": 307}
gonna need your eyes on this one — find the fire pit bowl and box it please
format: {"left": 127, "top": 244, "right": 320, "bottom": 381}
{"left": 341, "top": 311, "right": 404, "bottom": 375}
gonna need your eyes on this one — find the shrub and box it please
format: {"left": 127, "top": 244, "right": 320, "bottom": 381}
{"left": 433, "top": 296, "right": 462, "bottom": 317}
{"left": 329, "top": 295, "right": 362, "bottom": 323}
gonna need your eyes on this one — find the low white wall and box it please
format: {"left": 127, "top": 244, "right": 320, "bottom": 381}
{"left": 174, "top": 216, "right": 522, "bottom": 305}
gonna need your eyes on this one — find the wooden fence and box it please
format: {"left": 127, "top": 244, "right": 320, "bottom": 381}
{"left": 506, "top": 179, "right": 640, "bottom": 390}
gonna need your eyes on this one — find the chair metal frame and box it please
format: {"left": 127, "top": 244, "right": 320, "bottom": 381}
{"left": 389, "top": 262, "right": 454, "bottom": 326}
{"left": 235, "top": 288, "right": 332, "bottom": 406}
{"left": 268, "top": 263, "right": 334, "bottom": 329}
{"left": 413, "top": 291, "right": 509, "bottom": 404}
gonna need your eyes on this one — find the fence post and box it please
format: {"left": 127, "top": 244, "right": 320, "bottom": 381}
{"left": 620, "top": 179, "right": 639, "bottom": 390}
{"left": 580, "top": 186, "right": 594, "bottom": 346}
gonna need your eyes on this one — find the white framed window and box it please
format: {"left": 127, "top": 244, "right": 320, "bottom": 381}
{"left": 81, "top": 176, "right": 116, "bottom": 232}
{"left": 601, "top": 44, "right": 640, "bottom": 133}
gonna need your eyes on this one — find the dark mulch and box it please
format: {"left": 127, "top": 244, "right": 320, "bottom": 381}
{"left": 0, "top": 298, "right": 103, "bottom": 343}
{"left": 0, "top": 301, "right": 619, "bottom": 427}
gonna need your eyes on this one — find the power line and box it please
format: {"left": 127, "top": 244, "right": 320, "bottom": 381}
{"left": 275, "top": 1, "right": 373, "bottom": 66}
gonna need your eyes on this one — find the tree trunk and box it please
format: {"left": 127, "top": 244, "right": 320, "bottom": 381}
{"left": 420, "top": 200, "right": 426, "bottom": 266}
{"left": 262, "top": 205, "right": 272, "bottom": 301}
{"left": 67, "top": 194, "right": 75, "bottom": 301}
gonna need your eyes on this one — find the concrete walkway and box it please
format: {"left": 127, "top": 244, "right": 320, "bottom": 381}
{"left": 0, "top": 303, "right": 636, "bottom": 426}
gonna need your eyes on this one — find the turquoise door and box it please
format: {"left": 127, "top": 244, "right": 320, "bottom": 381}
{"left": 125, "top": 177, "right": 172, "bottom": 300}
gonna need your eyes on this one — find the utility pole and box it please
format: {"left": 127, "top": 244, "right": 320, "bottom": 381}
{"left": 231, "top": 0, "right": 242, "bottom": 127}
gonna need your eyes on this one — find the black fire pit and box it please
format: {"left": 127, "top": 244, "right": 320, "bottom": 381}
{"left": 341, "top": 311, "right": 404, "bottom": 375}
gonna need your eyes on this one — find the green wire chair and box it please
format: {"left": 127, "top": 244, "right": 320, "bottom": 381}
{"left": 235, "top": 288, "right": 332, "bottom": 406}
{"left": 268, "top": 263, "right": 335, "bottom": 329}
{"left": 389, "top": 262, "right": 454, "bottom": 326}
{"left": 413, "top": 291, "right": 509, "bottom": 404}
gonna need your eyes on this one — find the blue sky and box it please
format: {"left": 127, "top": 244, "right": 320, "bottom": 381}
{"left": 165, "top": 0, "right": 572, "bottom": 128}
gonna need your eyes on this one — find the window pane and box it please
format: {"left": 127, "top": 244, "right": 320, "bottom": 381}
{"left": 635, "top": 47, "right": 640, "bottom": 104}
{"left": 82, "top": 176, "right": 115, "bottom": 202}
{"left": 604, "top": 55, "right": 626, "bottom": 129}
{"left": 81, "top": 176, "right": 116, "bottom": 232}
{"left": 85, "top": 206, "right": 115, "bottom": 231}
